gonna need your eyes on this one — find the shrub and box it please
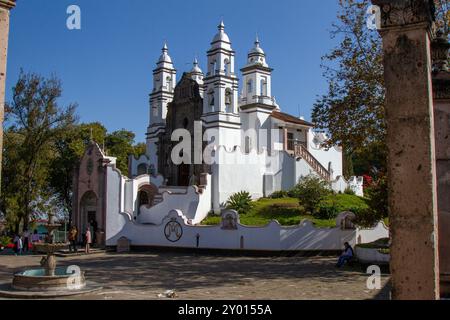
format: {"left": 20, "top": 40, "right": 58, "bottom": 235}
{"left": 355, "top": 175, "right": 388, "bottom": 228}
{"left": 226, "top": 191, "right": 254, "bottom": 215}
{"left": 265, "top": 203, "right": 305, "bottom": 217}
{"left": 314, "top": 202, "right": 340, "bottom": 220}
{"left": 344, "top": 187, "right": 355, "bottom": 195}
{"left": 0, "top": 235, "right": 11, "bottom": 248}
{"left": 354, "top": 208, "right": 383, "bottom": 228}
{"left": 269, "top": 190, "right": 289, "bottom": 199}
{"left": 314, "top": 194, "right": 369, "bottom": 220}
{"left": 293, "top": 175, "right": 332, "bottom": 214}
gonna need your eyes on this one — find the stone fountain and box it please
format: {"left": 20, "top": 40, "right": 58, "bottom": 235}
{"left": 0, "top": 212, "right": 101, "bottom": 298}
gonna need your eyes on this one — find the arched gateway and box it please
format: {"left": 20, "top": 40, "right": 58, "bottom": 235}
{"left": 72, "top": 142, "right": 110, "bottom": 247}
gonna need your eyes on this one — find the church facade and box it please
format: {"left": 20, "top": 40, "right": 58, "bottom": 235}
{"left": 73, "top": 22, "right": 363, "bottom": 246}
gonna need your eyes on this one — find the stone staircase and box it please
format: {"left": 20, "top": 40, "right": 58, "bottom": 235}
{"left": 294, "top": 144, "right": 331, "bottom": 181}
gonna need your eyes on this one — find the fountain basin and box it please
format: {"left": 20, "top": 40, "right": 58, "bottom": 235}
{"left": 12, "top": 267, "right": 86, "bottom": 292}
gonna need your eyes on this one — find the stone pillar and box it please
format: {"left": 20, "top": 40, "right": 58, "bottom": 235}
{"left": 431, "top": 33, "right": 450, "bottom": 297}
{"left": 283, "top": 127, "right": 288, "bottom": 151}
{"left": 0, "top": 0, "right": 15, "bottom": 192}
{"left": 372, "top": 0, "right": 440, "bottom": 299}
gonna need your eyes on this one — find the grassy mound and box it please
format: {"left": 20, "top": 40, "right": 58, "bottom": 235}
{"left": 202, "top": 198, "right": 336, "bottom": 228}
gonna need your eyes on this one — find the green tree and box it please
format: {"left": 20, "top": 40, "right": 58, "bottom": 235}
{"left": 356, "top": 174, "right": 388, "bottom": 227}
{"left": 2, "top": 72, "right": 77, "bottom": 232}
{"left": 47, "top": 123, "right": 145, "bottom": 224}
{"left": 312, "top": 0, "right": 385, "bottom": 155}
{"left": 47, "top": 122, "right": 106, "bottom": 224}
{"left": 105, "top": 129, "right": 137, "bottom": 175}
{"left": 133, "top": 143, "right": 147, "bottom": 159}
{"left": 292, "top": 175, "right": 332, "bottom": 214}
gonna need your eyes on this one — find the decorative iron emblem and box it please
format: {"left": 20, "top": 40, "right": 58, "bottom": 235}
{"left": 164, "top": 219, "right": 183, "bottom": 242}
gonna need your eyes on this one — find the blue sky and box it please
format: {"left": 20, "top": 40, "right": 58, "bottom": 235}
{"left": 6, "top": 0, "right": 341, "bottom": 143}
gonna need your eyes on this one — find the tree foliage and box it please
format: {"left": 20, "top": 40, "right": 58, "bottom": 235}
{"left": 312, "top": 0, "right": 385, "bottom": 154}
{"left": 2, "top": 71, "right": 77, "bottom": 232}
{"left": 2, "top": 72, "right": 147, "bottom": 232}
{"left": 292, "top": 175, "right": 332, "bottom": 214}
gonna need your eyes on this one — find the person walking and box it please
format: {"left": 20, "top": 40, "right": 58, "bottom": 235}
{"left": 13, "top": 234, "right": 23, "bottom": 256}
{"left": 68, "top": 226, "right": 78, "bottom": 253}
{"left": 85, "top": 227, "right": 92, "bottom": 254}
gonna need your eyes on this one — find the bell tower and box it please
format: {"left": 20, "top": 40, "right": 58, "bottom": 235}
{"left": 147, "top": 42, "right": 177, "bottom": 174}
{"left": 240, "top": 36, "right": 277, "bottom": 108}
{"left": 202, "top": 21, "right": 241, "bottom": 148}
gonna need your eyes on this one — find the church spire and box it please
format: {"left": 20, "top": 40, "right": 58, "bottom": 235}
{"left": 190, "top": 56, "right": 204, "bottom": 86}
{"left": 218, "top": 20, "right": 225, "bottom": 31}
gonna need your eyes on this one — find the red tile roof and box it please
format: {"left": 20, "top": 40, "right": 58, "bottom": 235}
{"left": 271, "top": 111, "right": 314, "bottom": 127}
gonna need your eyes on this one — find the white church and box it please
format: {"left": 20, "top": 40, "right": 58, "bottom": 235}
{"left": 72, "top": 22, "right": 366, "bottom": 249}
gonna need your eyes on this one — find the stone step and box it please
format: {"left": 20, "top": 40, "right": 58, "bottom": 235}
{"left": 55, "top": 248, "right": 106, "bottom": 257}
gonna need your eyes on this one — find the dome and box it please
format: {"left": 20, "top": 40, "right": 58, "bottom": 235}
{"left": 246, "top": 36, "right": 268, "bottom": 67}
{"left": 249, "top": 36, "right": 265, "bottom": 55}
{"left": 191, "top": 58, "right": 203, "bottom": 74}
{"left": 210, "top": 21, "right": 231, "bottom": 50}
{"left": 158, "top": 42, "right": 173, "bottom": 64}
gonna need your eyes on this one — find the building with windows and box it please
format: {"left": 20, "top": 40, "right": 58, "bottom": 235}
{"left": 73, "top": 22, "right": 363, "bottom": 246}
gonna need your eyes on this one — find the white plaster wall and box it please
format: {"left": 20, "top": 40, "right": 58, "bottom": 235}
{"left": 106, "top": 166, "right": 129, "bottom": 245}
{"left": 214, "top": 147, "right": 266, "bottom": 206}
{"left": 331, "top": 176, "right": 364, "bottom": 197}
{"left": 280, "top": 221, "right": 356, "bottom": 250}
{"left": 307, "top": 130, "right": 343, "bottom": 179}
{"left": 138, "top": 175, "right": 212, "bottom": 225}
{"left": 355, "top": 247, "right": 390, "bottom": 264}
{"left": 355, "top": 222, "right": 389, "bottom": 245}
{"left": 129, "top": 155, "right": 150, "bottom": 178}
{"left": 211, "top": 147, "right": 323, "bottom": 209}
{"left": 106, "top": 210, "right": 389, "bottom": 251}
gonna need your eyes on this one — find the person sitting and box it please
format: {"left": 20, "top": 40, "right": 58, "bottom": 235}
{"left": 336, "top": 242, "right": 354, "bottom": 268}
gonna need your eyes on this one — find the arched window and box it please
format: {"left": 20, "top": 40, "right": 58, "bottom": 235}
{"left": 137, "top": 164, "right": 148, "bottom": 176}
{"left": 166, "top": 76, "right": 172, "bottom": 91}
{"left": 245, "top": 136, "right": 251, "bottom": 154}
{"left": 260, "top": 78, "right": 267, "bottom": 96}
{"left": 224, "top": 58, "right": 230, "bottom": 76}
{"left": 152, "top": 104, "right": 158, "bottom": 117}
{"left": 208, "top": 89, "right": 215, "bottom": 107}
{"left": 225, "top": 89, "right": 232, "bottom": 106}
{"left": 247, "top": 80, "right": 253, "bottom": 94}
{"left": 210, "top": 60, "right": 218, "bottom": 75}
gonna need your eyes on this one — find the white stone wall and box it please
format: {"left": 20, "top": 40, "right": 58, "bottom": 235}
{"left": 138, "top": 175, "right": 212, "bottom": 225}
{"left": 331, "top": 176, "right": 364, "bottom": 197}
{"left": 106, "top": 210, "right": 389, "bottom": 251}
{"left": 307, "top": 130, "right": 344, "bottom": 179}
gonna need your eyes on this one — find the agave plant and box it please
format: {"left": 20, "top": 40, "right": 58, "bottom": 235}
{"left": 225, "top": 191, "right": 254, "bottom": 215}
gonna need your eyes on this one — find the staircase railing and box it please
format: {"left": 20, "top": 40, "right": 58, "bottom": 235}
{"left": 294, "top": 144, "right": 331, "bottom": 181}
